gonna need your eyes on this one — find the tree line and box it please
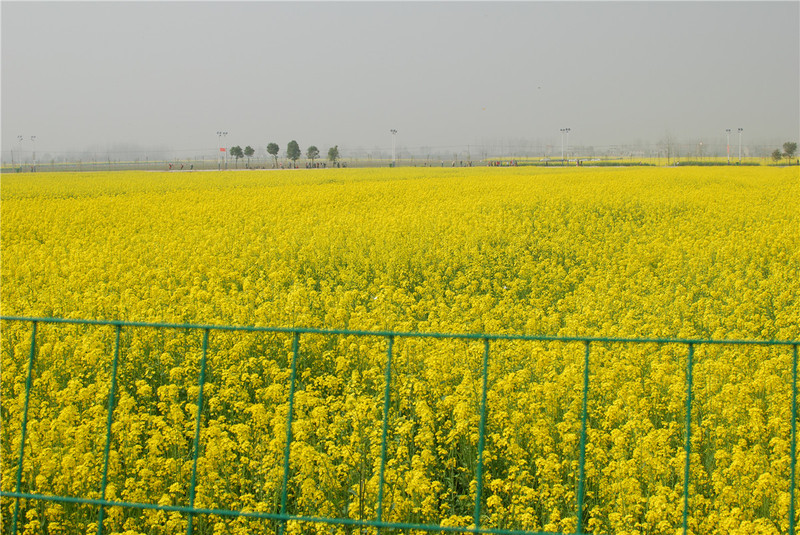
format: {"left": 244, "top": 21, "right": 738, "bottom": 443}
{"left": 771, "top": 141, "right": 797, "bottom": 162}
{"left": 227, "top": 142, "right": 340, "bottom": 168}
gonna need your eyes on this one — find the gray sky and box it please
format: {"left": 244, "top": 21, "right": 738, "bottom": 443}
{"left": 2, "top": 1, "right": 798, "bottom": 158}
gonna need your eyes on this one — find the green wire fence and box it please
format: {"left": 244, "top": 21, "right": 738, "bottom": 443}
{"left": 1, "top": 316, "right": 798, "bottom": 535}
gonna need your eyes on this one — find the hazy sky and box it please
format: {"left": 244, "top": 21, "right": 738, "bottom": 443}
{"left": 2, "top": 1, "right": 798, "bottom": 157}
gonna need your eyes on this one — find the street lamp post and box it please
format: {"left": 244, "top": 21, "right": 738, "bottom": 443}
{"left": 217, "top": 131, "right": 228, "bottom": 170}
{"left": 738, "top": 128, "right": 743, "bottom": 162}
{"left": 726, "top": 129, "right": 731, "bottom": 163}
{"left": 566, "top": 128, "right": 571, "bottom": 161}
{"left": 560, "top": 128, "right": 571, "bottom": 163}
{"left": 390, "top": 129, "right": 397, "bottom": 166}
{"left": 30, "top": 136, "right": 37, "bottom": 172}
{"left": 13, "top": 135, "right": 23, "bottom": 168}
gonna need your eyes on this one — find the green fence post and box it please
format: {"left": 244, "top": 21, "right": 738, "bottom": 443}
{"left": 187, "top": 329, "right": 210, "bottom": 535}
{"left": 279, "top": 332, "right": 301, "bottom": 535}
{"left": 790, "top": 344, "right": 798, "bottom": 534}
{"left": 682, "top": 343, "right": 694, "bottom": 535}
{"left": 576, "top": 341, "right": 590, "bottom": 534}
{"left": 376, "top": 335, "right": 394, "bottom": 528}
{"left": 11, "top": 321, "right": 37, "bottom": 535}
{"left": 97, "top": 325, "right": 122, "bottom": 535}
{"left": 473, "top": 338, "right": 490, "bottom": 529}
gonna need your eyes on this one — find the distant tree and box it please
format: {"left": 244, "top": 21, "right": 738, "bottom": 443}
{"left": 267, "top": 143, "right": 280, "bottom": 168}
{"left": 230, "top": 145, "right": 244, "bottom": 168}
{"left": 244, "top": 145, "right": 255, "bottom": 167}
{"left": 306, "top": 145, "right": 320, "bottom": 165}
{"left": 287, "top": 140, "right": 301, "bottom": 165}
{"left": 659, "top": 132, "right": 676, "bottom": 165}
{"left": 772, "top": 149, "right": 783, "bottom": 162}
{"left": 783, "top": 141, "right": 797, "bottom": 161}
{"left": 328, "top": 145, "right": 339, "bottom": 165}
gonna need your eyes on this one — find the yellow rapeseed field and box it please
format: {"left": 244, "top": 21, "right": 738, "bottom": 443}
{"left": 1, "top": 166, "right": 798, "bottom": 534}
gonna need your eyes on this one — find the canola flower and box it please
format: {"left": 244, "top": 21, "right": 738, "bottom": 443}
{"left": 1, "top": 166, "right": 798, "bottom": 534}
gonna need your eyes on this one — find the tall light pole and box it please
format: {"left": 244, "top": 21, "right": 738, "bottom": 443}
{"left": 738, "top": 128, "right": 743, "bottom": 162}
{"left": 560, "top": 128, "right": 570, "bottom": 163}
{"left": 217, "top": 131, "right": 227, "bottom": 170}
{"left": 31, "top": 136, "right": 37, "bottom": 172}
{"left": 566, "top": 128, "right": 571, "bottom": 160}
{"left": 390, "top": 129, "right": 397, "bottom": 166}
{"left": 726, "top": 128, "right": 731, "bottom": 163}
{"left": 13, "top": 135, "right": 23, "bottom": 168}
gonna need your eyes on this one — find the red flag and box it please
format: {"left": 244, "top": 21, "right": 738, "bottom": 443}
{"left": 220, "top": 147, "right": 226, "bottom": 152}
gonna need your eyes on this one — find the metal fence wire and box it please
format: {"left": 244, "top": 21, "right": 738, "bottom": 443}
{"left": 1, "top": 316, "right": 798, "bottom": 535}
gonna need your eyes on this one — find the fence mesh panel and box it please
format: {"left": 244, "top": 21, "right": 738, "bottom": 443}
{"left": 1, "top": 316, "right": 797, "bottom": 535}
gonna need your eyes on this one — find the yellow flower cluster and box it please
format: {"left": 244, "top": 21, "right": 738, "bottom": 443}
{"left": 1, "top": 166, "right": 798, "bottom": 534}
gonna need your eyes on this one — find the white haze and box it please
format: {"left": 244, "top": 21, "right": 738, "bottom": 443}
{"left": 2, "top": 1, "right": 798, "bottom": 161}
